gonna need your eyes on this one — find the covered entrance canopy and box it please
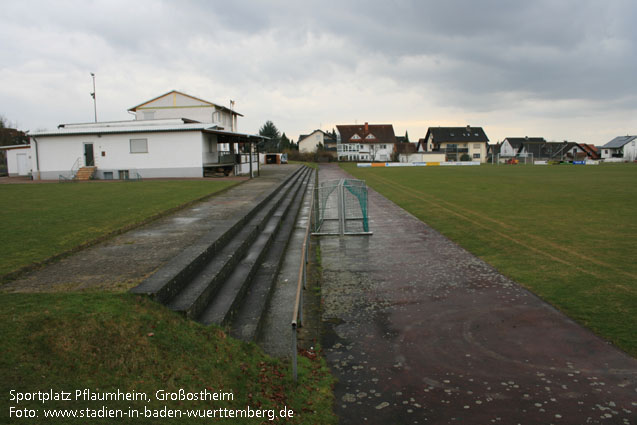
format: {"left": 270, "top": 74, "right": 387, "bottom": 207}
{"left": 203, "top": 128, "right": 267, "bottom": 178}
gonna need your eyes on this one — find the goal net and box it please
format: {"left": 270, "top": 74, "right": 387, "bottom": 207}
{"left": 313, "top": 178, "right": 371, "bottom": 235}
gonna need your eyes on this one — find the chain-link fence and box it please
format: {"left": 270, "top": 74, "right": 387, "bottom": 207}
{"left": 312, "top": 178, "right": 371, "bottom": 235}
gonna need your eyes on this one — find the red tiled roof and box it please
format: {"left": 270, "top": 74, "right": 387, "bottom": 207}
{"left": 337, "top": 123, "right": 396, "bottom": 144}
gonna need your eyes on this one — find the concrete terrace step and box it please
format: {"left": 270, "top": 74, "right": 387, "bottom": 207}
{"left": 197, "top": 167, "right": 311, "bottom": 327}
{"left": 166, "top": 166, "right": 310, "bottom": 319}
{"left": 229, "top": 168, "right": 314, "bottom": 341}
{"left": 130, "top": 166, "right": 305, "bottom": 302}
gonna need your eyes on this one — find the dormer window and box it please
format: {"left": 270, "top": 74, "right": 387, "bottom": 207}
{"left": 365, "top": 133, "right": 376, "bottom": 140}
{"left": 351, "top": 133, "right": 361, "bottom": 141}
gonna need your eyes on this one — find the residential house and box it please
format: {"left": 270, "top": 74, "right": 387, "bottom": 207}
{"left": 336, "top": 123, "right": 396, "bottom": 162}
{"left": 600, "top": 136, "right": 637, "bottom": 161}
{"left": 500, "top": 137, "right": 547, "bottom": 157}
{"left": 499, "top": 137, "right": 595, "bottom": 161}
{"left": 396, "top": 142, "right": 446, "bottom": 163}
{"left": 575, "top": 143, "right": 600, "bottom": 160}
{"left": 487, "top": 143, "right": 501, "bottom": 162}
{"left": 298, "top": 130, "right": 337, "bottom": 158}
{"left": 422, "top": 126, "right": 489, "bottom": 162}
{"left": 29, "top": 91, "right": 263, "bottom": 180}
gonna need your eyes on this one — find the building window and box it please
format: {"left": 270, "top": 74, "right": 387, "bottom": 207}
{"left": 473, "top": 144, "right": 481, "bottom": 149}
{"left": 473, "top": 153, "right": 481, "bottom": 159}
{"left": 118, "top": 170, "right": 129, "bottom": 180}
{"left": 130, "top": 138, "right": 148, "bottom": 153}
{"left": 103, "top": 171, "right": 113, "bottom": 180}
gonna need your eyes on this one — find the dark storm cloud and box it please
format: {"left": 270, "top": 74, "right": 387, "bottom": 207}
{"left": 0, "top": 0, "right": 635, "bottom": 142}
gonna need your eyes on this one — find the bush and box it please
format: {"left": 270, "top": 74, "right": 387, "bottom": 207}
{"left": 284, "top": 149, "right": 335, "bottom": 163}
{"left": 460, "top": 153, "right": 472, "bottom": 161}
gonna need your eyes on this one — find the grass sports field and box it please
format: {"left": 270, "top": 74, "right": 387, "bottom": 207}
{"left": 0, "top": 179, "right": 336, "bottom": 424}
{"left": 342, "top": 163, "right": 637, "bottom": 357}
{"left": 0, "top": 180, "right": 238, "bottom": 278}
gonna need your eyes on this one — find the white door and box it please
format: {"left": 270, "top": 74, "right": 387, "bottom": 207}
{"left": 17, "top": 153, "right": 29, "bottom": 176}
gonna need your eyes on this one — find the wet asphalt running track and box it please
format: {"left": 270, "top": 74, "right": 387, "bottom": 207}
{"left": 317, "top": 164, "right": 636, "bottom": 425}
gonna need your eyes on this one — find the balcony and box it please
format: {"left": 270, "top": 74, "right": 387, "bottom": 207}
{"left": 444, "top": 147, "right": 469, "bottom": 153}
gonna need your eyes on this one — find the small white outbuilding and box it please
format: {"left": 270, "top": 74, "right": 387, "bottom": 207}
{"left": 1, "top": 144, "right": 32, "bottom": 176}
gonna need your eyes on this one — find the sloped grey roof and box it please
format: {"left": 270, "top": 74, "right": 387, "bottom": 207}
{"left": 425, "top": 126, "right": 489, "bottom": 143}
{"left": 504, "top": 137, "right": 546, "bottom": 148}
{"left": 602, "top": 136, "right": 637, "bottom": 148}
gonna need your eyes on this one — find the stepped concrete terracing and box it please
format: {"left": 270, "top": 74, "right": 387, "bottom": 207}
{"left": 132, "top": 165, "right": 315, "bottom": 343}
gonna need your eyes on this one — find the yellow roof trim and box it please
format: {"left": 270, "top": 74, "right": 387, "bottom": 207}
{"left": 129, "top": 90, "right": 217, "bottom": 111}
{"left": 137, "top": 105, "right": 215, "bottom": 110}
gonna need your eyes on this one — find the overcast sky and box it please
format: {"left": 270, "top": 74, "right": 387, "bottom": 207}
{"left": 1, "top": 0, "right": 636, "bottom": 145}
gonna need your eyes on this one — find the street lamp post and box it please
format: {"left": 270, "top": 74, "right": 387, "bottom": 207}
{"left": 90, "top": 73, "right": 97, "bottom": 122}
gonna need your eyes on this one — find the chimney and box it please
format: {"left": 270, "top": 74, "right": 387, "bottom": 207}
{"left": 364, "top": 122, "right": 369, "bottom": 133}
{"left": 466, "top": 125, "right": 470, "bottom": 132}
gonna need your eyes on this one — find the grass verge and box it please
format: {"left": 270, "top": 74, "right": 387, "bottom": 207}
{"left": 341, "top": 162, "right": 637, "bottom": 357}
{"left": 0, "top": 292, "right": 336, "bottom": 424}
{"left": 0, "top": 180, "right": 238, "bottom": 278}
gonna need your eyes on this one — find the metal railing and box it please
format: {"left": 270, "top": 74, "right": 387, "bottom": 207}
{"left": 218, "top": 152, "right": 234, "bottom": 164}
{"left": 59, "top": 157, "right": 82, "bottom": 182}
{"left": 124, "top": 172, "right": 143, "bottom": 182}
{"left": 70, "top": 157, "right": 82, "bottom": 179}
{"left": 291, "top": 171, "right": 314, "bottom": 382}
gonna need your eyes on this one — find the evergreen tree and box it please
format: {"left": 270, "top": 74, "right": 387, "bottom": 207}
{"left": 258, "top": 120, "right": 281, "bottom": 152}
{"left": 404, "top": 130, "right": 410, "bottom": 143}
{"left": 280, "top": 132, "right": 292, "bottom": 151}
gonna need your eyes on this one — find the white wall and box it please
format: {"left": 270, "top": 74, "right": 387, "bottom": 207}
{"left": 299, "top": 131, "right": 324, "bottom": 153}
{"left": 500, "top": 140, "right": 517, "bottom": 157}
{"left": 400, "top": 152, "right": 445, "bottom": 163}
{"left": 367, "top": 143, "right": 394, "bottom": 161}
{"left": 5, "top": 146, "right": 32, "bottom": 176}
{"left": 32, "top": 131, "right": 205, "bottom": 180}
{"left": 202, "top": 133, "right": 219, "bottom": 164}
{"left": 624, "top": 139, "right": 637, "bottom": 161}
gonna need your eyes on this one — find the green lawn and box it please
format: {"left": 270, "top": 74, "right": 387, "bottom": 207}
{"left": 342, "top": 163, "right": 637, "bottom": 357}
{"left": 0, "top": 180, "right": 238, "bottom": 278}
{"left": 0, "top": 292, "right": 335, "bottom": 424}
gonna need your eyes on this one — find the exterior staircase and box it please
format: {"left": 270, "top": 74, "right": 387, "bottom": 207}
{"left": 75, "top": 166, "right": 96, "bottom": 181}
{"left": 132, "top": 165, "right": 314, "bottom": 345}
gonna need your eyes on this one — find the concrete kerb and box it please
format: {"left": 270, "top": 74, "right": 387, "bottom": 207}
{"left": 0, "top": 179, "right": 248, "bottom": 285}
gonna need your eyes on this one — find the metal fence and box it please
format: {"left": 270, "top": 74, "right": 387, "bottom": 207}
{"left": 312, "top": 178, "right": 371, "bottom": 235}
{"left": 291, "top": 172, "right": 314, "bottom": 382}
